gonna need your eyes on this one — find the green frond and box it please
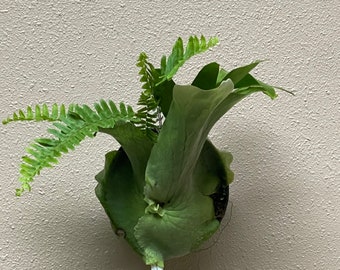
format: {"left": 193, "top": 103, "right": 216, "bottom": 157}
{"left": 137, "top": 52, "right": 160, "bottom": 92}
{"left": 158, "top": 35, "right": 219, "bottom": 85}
{"left": 14, "top": 99, "right": 140, "bottom": 196}
{"left": 134, "top": 36, "right": 219, "bottom": 139}
{"left": 136, "top": 52, "right": 161, "bottom": 141}
{"left": 2, "top": 103, "right": 76, "bottom": 124}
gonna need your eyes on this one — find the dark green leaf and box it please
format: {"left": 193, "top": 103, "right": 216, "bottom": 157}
{"left": 192, "top": 62, "right": 220, "bottom": 90}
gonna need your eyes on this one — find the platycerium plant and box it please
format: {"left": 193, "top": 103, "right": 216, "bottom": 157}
{"left": 3, "top": 35, "right": 291, "bottom": 269}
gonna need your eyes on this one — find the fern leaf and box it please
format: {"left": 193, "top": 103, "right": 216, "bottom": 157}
{"left": 136, "top": 52, "right": 160, "bottom": 140}
{"left": 2, "top": 104, "right": 74, "bottom": 124}
{"left": 108, "top": 100, "right": 119, "bottom": 116}
{"left": 158, "top": 35, "right": 219, "bottom": 85}
{"left": 14, "top": 99, "right": 140, "bottom": 196}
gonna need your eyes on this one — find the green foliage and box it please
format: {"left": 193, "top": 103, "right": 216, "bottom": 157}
{"left": 137, "top": 52, "right": 159, "bottom": 92}
{"left": 136, "top": 52, "right": 160, "bottom": 141}
{"left": 2, "top": 103, "right": 75, "bottom": 124}
{"left": 139, "top": 82, "right": 235, "bottom": 264}
{"left": 158, "top": 35, "right": 219, "bottom": 84}
{"left": 192, "top": 62, "right": 220, "bottom": 90}
{"left": 134, "top": 35, "right": 221, "bottom": 143}
{"left": 135, "top": 35, "right": 219, "bottom": 140}
{"left": 3, "top": 34, "right": 291, "bottom": 268}
{"left": 9, "top": 100, "right": 139, "bottom": 196}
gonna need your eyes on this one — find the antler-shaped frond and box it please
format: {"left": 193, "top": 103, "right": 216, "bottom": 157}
{"left": 136, "top": 52, "right": 161, "bottom": 141}
{"left": 158, "top": 35, "right": 219, "bottom": 84}
{"left": 2, "top": 103, "right": 76, "bottom": 124}
{"left": 9, "top": 100, "right": 139, "bottom": 196}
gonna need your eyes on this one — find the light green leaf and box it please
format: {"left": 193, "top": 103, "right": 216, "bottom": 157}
{"left": 144, "top": 80, "right": 234, "bottom": 202}
{"left": 134, "top": 80, "right": 234, "bottom": 264}
{"left": 95, "top": 149, "right": 147, "bottom": 256}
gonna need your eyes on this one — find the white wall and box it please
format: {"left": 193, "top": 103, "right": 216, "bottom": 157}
{"left": 0, "top": 1, "right": 339, "bottom": 269}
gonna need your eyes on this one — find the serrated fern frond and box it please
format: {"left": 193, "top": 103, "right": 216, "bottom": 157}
{"left": 137, "top": 52, "right": 160, "bottom": 93}
{"left": 158, "top": 35, "right": 219, "bottom": 85}
{"left": 136, "top": 52, "right": 161, "bottom": 141}
{"left": 2, "top": 103, "right": 76, "bottom": 124}
{"left": 14, "top": 99, "right": 139, "bottom": 196}
{"left": 136, "top": 92, "right": 160, "bottom": 141}
{"left": 134, "top": 35, "right": 219, "bottom": 138}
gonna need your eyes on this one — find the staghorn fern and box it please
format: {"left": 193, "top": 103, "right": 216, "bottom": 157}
{"left": 3, "top": 35, "right": 292, "bottom": 269}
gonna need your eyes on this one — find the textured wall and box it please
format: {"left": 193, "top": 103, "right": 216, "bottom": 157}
{"left": 0, "top": 1, "right": 339, "bottom": 269}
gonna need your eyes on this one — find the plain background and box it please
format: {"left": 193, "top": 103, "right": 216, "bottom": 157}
{"left": 0, "top": 1, "right": 339, "bottom": 269}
